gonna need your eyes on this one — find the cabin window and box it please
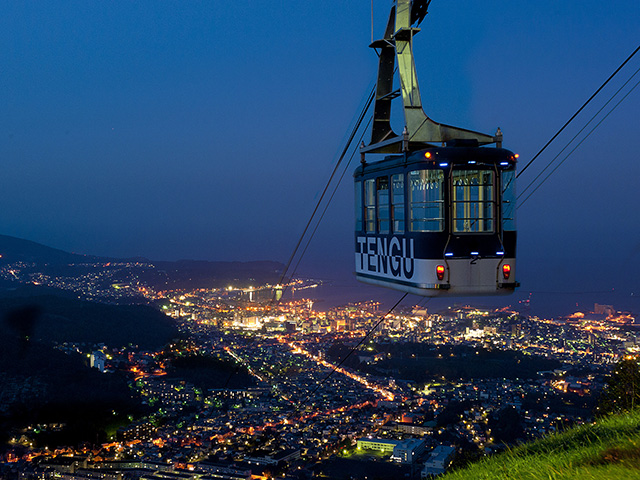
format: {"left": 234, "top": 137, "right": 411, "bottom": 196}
{"left": 392, "top": 174, "right": 404, "bottom": 233}
{"left": 376, "top": 177, "right": 390, "bottom": 234}
{"left": 409, "top": 170, "right": 444, "bottom": 232}
{"left": 452, "top": 170, "right": 494, "bottom": 233}
{"left": 501, "top": 171, "right": 516, "bottom": 231}
{"left": 364, "top": 179, "right": 376, "bottom": 233}
{"left": 355, "top": 181, "right": 362, "bottom": 231}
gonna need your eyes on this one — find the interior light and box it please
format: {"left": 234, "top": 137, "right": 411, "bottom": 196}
{"left": 436, "top": 265, "right": 446, "bottom": 281}
{"left": 500, "top": 162, "right": 509, "bottom": 166}
{"left": 468, "top": 160, "right": 476, "bottom": 164}
{"left": 502, "top": 264, "right": 511, "bottom": 280}
{"left": 424, "top": 152, "right": 432, "bottom": 159}
{"left": 471, "top": 251, "right": 479, "bottom": 256}
{"left": 439, "top": 162, "right": 448, "bottom": 167}
{"left": 445, "top": 252, "right": 453, "bottom": 257}
{"left": 496, "top": 251, "right": 504, "bottom": 256}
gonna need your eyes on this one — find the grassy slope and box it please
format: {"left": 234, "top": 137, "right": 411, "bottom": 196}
{"left": 443, "top": 409, "right": 640, "bottom": 480}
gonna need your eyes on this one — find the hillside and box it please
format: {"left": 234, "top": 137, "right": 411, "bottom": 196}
{"left": 328, "top": 343, "right": 561, "bottom": 381}
{"left": 0, "top": 291, "right": 177, "bottom": 349}
{"left": 0, "top": 332, "right": 141, "bottom": 448}
{"left": 443, "top": 409, "right": 640, "bottom": 480}
{"left": 0, "top": 288, "right": 177, "bottom": 447}
{"left": 0, "top": 234, "right": 284, "bottom": 290}
{"left": 0, "top": 234, "right": 103, "bottom": 265}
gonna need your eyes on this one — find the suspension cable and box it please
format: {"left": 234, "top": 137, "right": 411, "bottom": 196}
{"left": 287, "top": 115, "right": 373, "bottom": 283}
{"left": 518, "top": 75, "right": 640, "bottom": 208}
{"left": 518, "top": 63, "right": 640, "bottom": 201}
{"left": 291, "top": 292, "right": 409, "bottom": 417}
{"left": 271, "top": 85, "right": 376, "bottom": 302}
{"left": 517, "top": 45, "right": 640, "bottom": 179}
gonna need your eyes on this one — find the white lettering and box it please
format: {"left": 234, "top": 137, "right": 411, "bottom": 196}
{"left": 356, "top": 236, "right": 415, "bottom": 280}
{"left": 377, "top": 237, "right": 388, "bottom": 274}
{"left": 367, "top": 237, "right": 377, "bottom": 272}
{"left": 356, "top": 236, "right": 367, "bottom": 270}
{"left": 390, "top": 237, "right": 401, "bottom": 276}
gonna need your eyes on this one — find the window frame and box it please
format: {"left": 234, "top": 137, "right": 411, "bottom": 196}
{"left": 409, "top": 169, "right": 445, "bottom": 233}
{"left": 376, "top": 176, "right": 390, "bottom": 234}
{"left": 451, "top": 168, "right": 496, "bottom": 234}
{"left": 391, "top": 173, "right": 405, "bottom": 234}
{"left": 364, "top": 178, "right": 376, "bottom": 233}
{"left": 355, "top": 181, "right": 363, "bottom": 232}
{"left": 501, "top": 170, "right": 516, "bottom": 232}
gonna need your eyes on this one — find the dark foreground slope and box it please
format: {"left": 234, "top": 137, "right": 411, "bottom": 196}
{"left": 443, "top": 409, "right": 640, "bottom": 480}
{"left": 0, "top": 289, "right": 178, "bottom": 447}
{"left": 0, "top": 289, "right": 177, "bottom": 349}
{"left": 0, "top": 336, "right": 137, "bottom": 447}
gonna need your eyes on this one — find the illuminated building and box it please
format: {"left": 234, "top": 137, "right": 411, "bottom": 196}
{"left": 357, "top": 438, "right": 398, "bottom": 453}
{"left": 391, "top": 438, "right": 426, "bottom": 464}
{"left": 90, "top": 351, "right": 106, "bottom": 372}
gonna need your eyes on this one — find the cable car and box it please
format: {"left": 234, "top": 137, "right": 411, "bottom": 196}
{"left": 354, "top": 0, "right": 518, "bottom": 296}
{"left": 354, "top": 141, "right": 518, "bottom": 296}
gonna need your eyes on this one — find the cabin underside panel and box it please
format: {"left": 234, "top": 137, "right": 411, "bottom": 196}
{"left": 355, "top": 255, "right": 517, "bottom": 297}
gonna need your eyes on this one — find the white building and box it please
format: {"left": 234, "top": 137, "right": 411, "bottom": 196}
{"left": 90, "top": 351, "right": 106, "bottom": 372}
{"left": 356, "top": 438, "right": 399, "bottom": 453}
{"left": 421, "top": 445, "right": 456, "bottom": 477}
{"left": 391, "top": 438, "right": 426, "bottom": 464}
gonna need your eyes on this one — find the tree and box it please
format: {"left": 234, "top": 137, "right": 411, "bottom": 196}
{"left": 487, "top": 406, "right": 524, "bottom": 444}
{"left": 596, "top": 358, "right": 640, "bottom": 417}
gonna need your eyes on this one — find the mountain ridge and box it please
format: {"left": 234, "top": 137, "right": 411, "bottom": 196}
{"left": 0, "top": 234, "right": 285, "bottom": 290}
{"left": 0, "top": 233, "right": 283, "bottom": 267}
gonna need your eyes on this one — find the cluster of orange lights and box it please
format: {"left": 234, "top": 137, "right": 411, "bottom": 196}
{"left": 287, "top": 341, "right": 394, "bottom": 401}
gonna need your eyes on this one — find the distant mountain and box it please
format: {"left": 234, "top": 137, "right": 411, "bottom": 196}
{"left": 0, "top": 234, "right": 284, "bottom": 290}
{"left": 0, "top": 234, "right": 104, "bottom": 265}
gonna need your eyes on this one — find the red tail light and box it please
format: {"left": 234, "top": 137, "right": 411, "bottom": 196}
{"left": 502, "top": 264, "right": 511, "bottom": 280}
{"left": 436, "top": 265, "right": 445, "bottom": 281}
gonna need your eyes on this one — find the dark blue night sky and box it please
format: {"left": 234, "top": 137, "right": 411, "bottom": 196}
{"left": 1, "top": 1, "right": 639, "bottom": 316}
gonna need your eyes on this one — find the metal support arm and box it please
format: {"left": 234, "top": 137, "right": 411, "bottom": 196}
{"left": 363, "top": 0, "right": 499, "bottom": 154}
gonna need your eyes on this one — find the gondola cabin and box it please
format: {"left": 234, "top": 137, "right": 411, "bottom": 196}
{"left": 354, "top": 0, "right": 519, "bottom": 296}
{"left": 354, "top": 142, "right": 518, "bottom": 296}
